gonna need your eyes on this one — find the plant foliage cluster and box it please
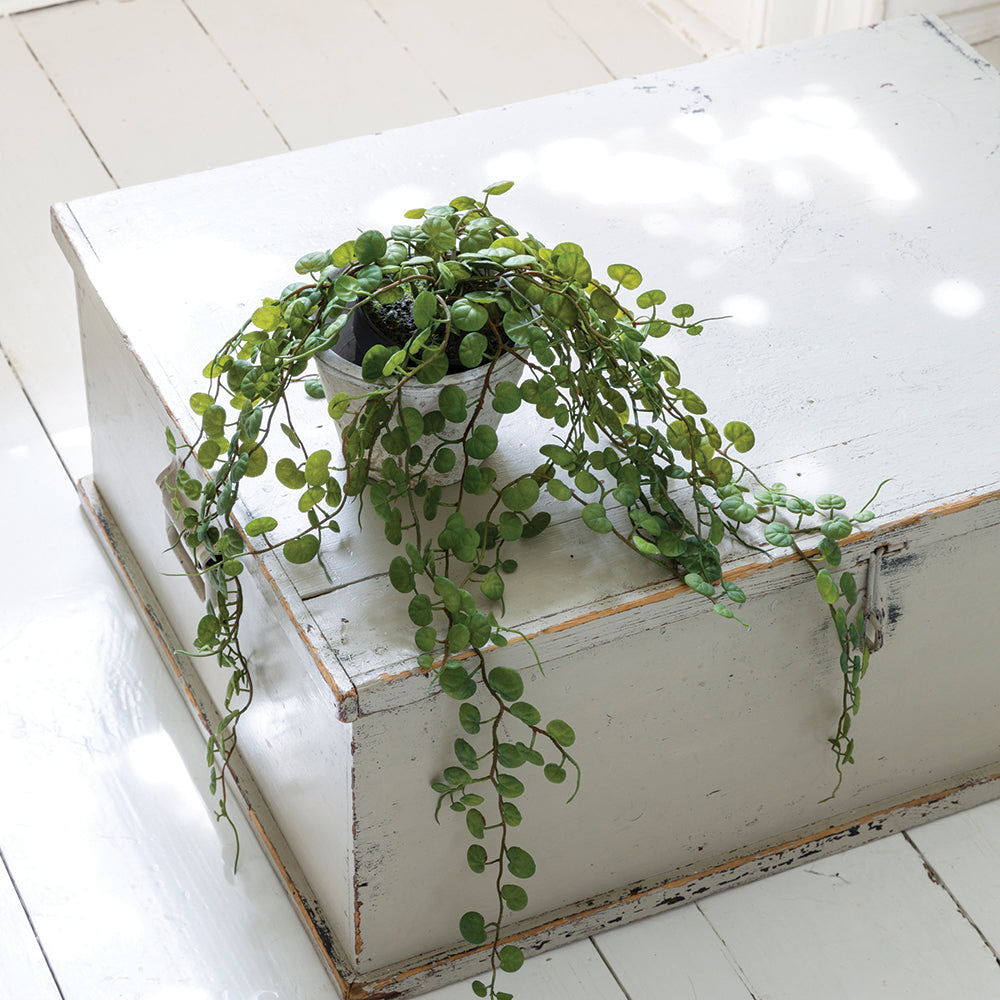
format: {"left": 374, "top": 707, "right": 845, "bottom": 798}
{"left": 165, "top": 182, "right": 882, "bottom": 999}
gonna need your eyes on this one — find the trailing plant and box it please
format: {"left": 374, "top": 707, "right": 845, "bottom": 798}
{"left": 164, "top": 181, "right": 883, "bottom": 999}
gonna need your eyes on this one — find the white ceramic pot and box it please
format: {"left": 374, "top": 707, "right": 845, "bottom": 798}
{"left": 314, "top": 317, "right": 524, "bottom": 487}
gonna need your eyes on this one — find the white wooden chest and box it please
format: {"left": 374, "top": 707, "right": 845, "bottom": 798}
{"left": 55, "top": 16, "right": 1000, "bottom": 999}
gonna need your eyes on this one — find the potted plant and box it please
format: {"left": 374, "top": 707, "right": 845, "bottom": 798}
{"left": 165, "top": 181, "right": 883, "bottom": 1000}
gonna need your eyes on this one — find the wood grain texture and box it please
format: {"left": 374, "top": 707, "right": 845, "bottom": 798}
{"left": 418, "top": 939, "right": 627, "bottom": 1000}
{"left": 908, "top": 799, "right": 1000, "bottom": 956}
{"left": 184, "top": 0, "right": 455, "bottom": 147}
{"left": 369, "top": 0, "right": 614, "bottom": 112}
{"left": 15, "top": 0, "right": 287, "bottom": 187}
{"left": 0, "top": 16, "right": 112, "bottom": 479}
{"left": 0, "top": 353, "right": 340, "bottom": 1000}
{"left": 698, "top": 835, "right": 1000, "bottom": 999}
{"left": 593, "top": 903, "right": 754, "bottom": 999}
{"left": 0, "top": 862, "right": 60, "bottom": 1000}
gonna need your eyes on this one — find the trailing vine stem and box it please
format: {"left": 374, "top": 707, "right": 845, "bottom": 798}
{"left": 163, "top": 181, "right": 883, "bottom": 999}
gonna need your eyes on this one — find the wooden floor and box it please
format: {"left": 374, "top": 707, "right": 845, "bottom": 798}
{"left": 2, "top": 2, "right": 1000, "bottom": 997}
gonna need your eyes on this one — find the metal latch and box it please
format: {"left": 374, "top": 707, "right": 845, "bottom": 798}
{"left": 863, "top": 544, "right": 890, "bottom": 652}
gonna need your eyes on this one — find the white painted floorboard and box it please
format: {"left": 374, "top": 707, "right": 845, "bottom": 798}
{"left": 3, "top": 2, "right": 1000, "bottom": 997}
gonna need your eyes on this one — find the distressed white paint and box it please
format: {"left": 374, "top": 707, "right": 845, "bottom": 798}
{"left": 641, "top": 0, "right": 1000, "bottom": 51}
{"left": 0, "top": 862, "right": 60, "bottom": 1000}
{"left": 56, "top": 16, "right": 1000, "bottom": 996}
{"left": 696, "top": 836, "right": 1000, "bottom": 998}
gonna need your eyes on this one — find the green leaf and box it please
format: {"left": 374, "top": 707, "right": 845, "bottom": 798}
{"left": 684, "top": 572, "right": 715, "bottom": 597}
{"left": 275, "top": 457, "right": 306, "bottom": 490}
{"left": 607, "top": 263, "right": 643, "bottom": 289}
{"left": 327, "top": 393, "right": 351, "bottom": 420}
{"left": 840, "top": 571, "right": 858, "bottom": 605}
{"left": 816, "top": 568, "right": 840, "bottom": 604}
{"left": 723, "top": 421, "right": 755, "bottom": 453}
{"left": 581, "top": 503, "right": 613, "bottom": 533}
{"left": 818, "top": 536, "right": 842, "bottom": 567}
{"left": 414, "top": 626, "right": 437, "bottom": 652}
{"left": 821, "top": 517, "right": 854, "bottom": 541}
{"left": 389, "top": 555, "right": 415, "bottom": 593}
{"left": 816, "top": 493, "right": 847, "bottom": 511}
{"left": 480, "top": 572, "right": 504, "bottom": 601}
{"left": 189, "top": 392, "right": 215, "bottom": 415}
{"left": 498, "top": 945, "right": 524, "bottom": 974}
{"left": 451, "top": 299, "right": 489, "bottom": 334}
{"left": 459, "top": 911, "right": 488, "bottom": 945}
{"left": 304, "top": 449, "right": 331, "bottom": 486}
{"left": 439, "top": 664, "right": 476, "bottom": 700}
{"left": 590, "top": 286, "right": 618, "bottom": 320}
{"left": 510, "top": 701, "right": 541, "bottom": 726}
{"left": 501, "top": 801, "right": 522, "bottom": 826}
{"left": 720, "top": 495, "right": 757, "bottom": 524}
{"left": 764, "top": 522, "right": 794, "bottom": 547}
{"left": 438, "top": 384, "right": 468, "bottom": 423}
{"left": 544, "top": 763, "right": 567, "bottom": 784}
{"left": 458, "top": 331, "right": 488, "bottom": 368}
{"left": 459, "top": 703, "right": 481, "bottom": 734}
{"left": 501, "top": 478, "right": 540, "bottom": 512}
{"left": 282, "top": 534, "right": 320, "bottom": 564}
{"left": 202, "top": 403, "right": 227, "bottom": 438}
{"left": 506, "top": 846, "right": 536, "bottom": 878}
{"left": 496, "top": 773, "right": 525, "bottom": 798}
{"left": 488, "top": 666, "right": 524, "bottom": 702}
{"left": 400, "top": 407, "right": 424, "bottom": 443}
{"left": 467, "top": 845, "right": 487, "bottom": 874}
{"left": 245, "top": 516, "right": 277, "bottom": 537}
{"left": 491, "top": 381, "right": 522, "bottom": 414}
{"left": 355, "top": 230, "right": 387, "bottom": 265}
{"left": 546, "top": 719, "right": 576, "bottom": 747}
{"left": 554, "top": 250, "right": 592, "bottom": 284}
{"left": 466, "top": 808, "right": 486, "bottom": 838}
{"left": 251, "top": 304, "right": 281, "bottom": 331}
{"left": 500, "top": 884, "right": 529, "bottom": 912}
{"left": 465, "top": 424, "right": 498, "bottom": 460}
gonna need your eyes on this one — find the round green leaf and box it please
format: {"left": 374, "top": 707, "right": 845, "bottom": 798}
{"left": 498, "top": 945, "right": 524, "bottom": 973}
{"left": 496, "top": 773, "right": 525, "bottom": 798}
{"left": 723, "top": 421, "right": 756, "bottom": 453}
{"left": 491, "top": 381, "right": 522, "bottom": 414}
{"left": 459, "top": 703, "right": 481, "bottom": 734}
{"left": 355, "top": 230, "right": 387, "bottom": 265}
{"left": 480, "top": 571, "right": 504, "bottom": 601}
{"left": 510, "top": 701, "right": 541, "bottom": 726}
{"left": 389, "top": 555, "right": 415, "bottom": 593}
{"left": 408, "top": 593, "right": 433, "bottom": 626}
{"left": 840, "top": 571, "right": 858, "bottom": 605}
{"left": 547, "top": 719, "right": 576, "bottom": 747}
{"left": 438, "top": 384, "right": 468, "bottom": 423}
{"left": 451, "top": 299, "right": 488, "bottom": 333}
{"left": 245, "top": 516, "right": 277, "bottom": 537}
{"left": 544, "top": 763, "right": 567, "bottom": 784}
{"left": 500, "top": 884, "right": 529, "bottom": 911}
{"left": 581, "top": 503, "right": 613, "bottom": 533}
{"left": 506, "top": 846, "right": 536, "bottom": 878}
{"left": 467, "top": 845, "right": 487, "bottom": 874}
{"left": 439, "top": 664, "right": 476, "bottom": 700}
{"left": 282, "top": 535, "right": 320, "bottom": 564}
{"left": 327, "top": 392, "right": 351, "bottom": 420}
{"left": 488, "top": 666, "right": 524, "bottom": 702}
{"left": 501, "top": 478, "right": 540, "bottom": 512}
{"left": 465, "top": 425, "right": 498, "bottom": 460}
{"left": 607, "top": 263, "right": 643, "bottom": 289}
{"left": 764, "top": 522, "right": 794, "bottom": 547}
{"left": 459, "top": 911, "right": 488, "bottom": 945}
{"left": 458, "top": 332, "right": 488, "bottom": 368}
{"left": 816, "top": 568, "right": 840, "bottom": 604}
